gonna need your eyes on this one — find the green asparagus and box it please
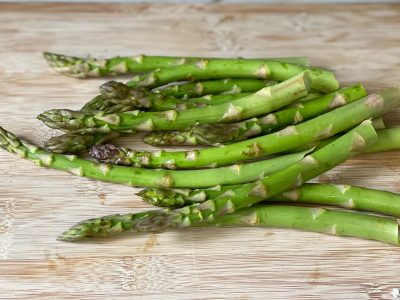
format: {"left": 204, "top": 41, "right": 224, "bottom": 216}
{"left": 0, "top": 126, "right": 315, "bottom": 188}
{"left": 43, "top": 52, "right": 309, "bottom": 78}
{"left": 126, "top": 60, "right": 338, "bottom": 93}
{"left": 156, "top": 79, "right": 278, "bottom": 98}
{"left": 57, "top": 204, "right": 400, "bottom": 245}
{"left": 58, "top": 120, "right": 378, "bottom": 240}
{"left": 112, "top": 121, "right": 377, "bottom": 234}
{"left": 140, "top": 182, "right": 400, "bottom": 217}
{"left": 144, "top": 85, "right": 366, "bottom": 146}
{"left": 38, "top": 71, "right": 312, "bottom": 134}
{"left": 90, "top": 80, "right": 252, "bottom": 112}
{"left": 90, "top": 88, "right": 400, "bottom": 169}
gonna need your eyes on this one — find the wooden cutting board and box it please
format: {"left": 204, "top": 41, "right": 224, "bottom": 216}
{"left": 1, "top": 3, "right": 400, "bottom": 299}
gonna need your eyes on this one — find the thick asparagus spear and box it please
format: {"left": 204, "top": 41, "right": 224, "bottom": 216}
{"left": 156, "top": 79, "right": 278, "bottom": 98}
{"left": 126, "top": 60, "right": 338, "bottom": 93}
{"left": 144, "top": 85, "right": 366, "bottom": 146}
{"left": 89, "top": 88, "right": 400, "bottom": 169}
{"left": 108, "top": 121, "right": 378, "bottom": 234}
{"left": 38, "top": 71, "right": 312, "bottom": 134}
{"left": 43, "top": 52, "right": 309, "bottom": 78}
{"left": 0, "top": 126, "right": 314, "bottom": 188}
{"left": 58, "top": 121, "right": 377, "bottom": 240}
{"left": 57, "top": 204, "right": 400, "bottom": 245}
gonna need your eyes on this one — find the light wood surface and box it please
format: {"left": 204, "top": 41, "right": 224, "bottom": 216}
{"left": 1, "top": 3, "right": 400, "bottom": 299}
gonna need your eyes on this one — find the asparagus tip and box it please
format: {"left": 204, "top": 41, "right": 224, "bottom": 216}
{"left": 89, "top": 144, "right": 121, "bottom": 161}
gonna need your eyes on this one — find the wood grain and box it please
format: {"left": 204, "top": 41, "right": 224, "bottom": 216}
{"left": 1, "top": 3, "right": 400, "bottom": 299}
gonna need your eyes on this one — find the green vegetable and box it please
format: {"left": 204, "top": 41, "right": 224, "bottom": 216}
{"left": 126, "top": 59, "right": 338, "bottom": 93}
{"left": 87, "top": 120, "right": 377, "bottom": 234}
{"left": 90, "top": 88, "right": 400, "bottom": 169}
{"left": 0, "top": 126, "right": 312, "bottom": 188}
{"left": 57, "top": 204, "right": 400, "bottom": 245}
{"left": 43, "top": 52, "right": 309, "bottom": 78}
{"left": 156, "top": 78, "right": 278, "bottom": 98}
{"left": 144, "top": 85, "right": 366, "bottom": 146}
{"left": 37, "top": 71, "right": 312, "bottom": 134}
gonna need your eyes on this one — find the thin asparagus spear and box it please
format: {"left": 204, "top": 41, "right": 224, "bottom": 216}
{"left": 57, "top": 204, "right": 400, "bottom": 245}
{"left": 156, "top": 79, "right": 278, "bottom": 98}
{"left": 92, "top": 120, "right": 377, "bottom": 235}
{"left": 89, "top": 88, "right": 400, "bottom": 169}
{"left": 144, "top": 85, "right": 366, "bottom": 146}
{"left": 91, "top": 82, "right": 252, "bottom": 112}
{"left": 126, "top": 60, "right": 338, "bottom": 93}
{"left": 38, "top": 71, "right": 312, "bottom": 134}
{"left": 0, "top": 126, "right": 313, "bottom": 188}
{"left": 43, "top": 52, "right": 309, "bottom": 78}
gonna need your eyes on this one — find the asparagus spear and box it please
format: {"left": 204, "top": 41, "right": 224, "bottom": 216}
{"left": 57, "top": 204, "right": 400, "bottom": 245}
{"left": 156, "top": 79, "right": 278, "bottom": 98}
{"left": 44, "top": 92, "right": 322, "bottom": 154}
{"left": 89, "top": 88, "right": 400, "bottom": 169}
{"left": 38, "top": 71, "right": 312, "bottom": 134}
{"left": 115, "top": 121, "right": 378, "bottom": 234}
{"left": 58, "top": 120, "right": 377, "bottom": 240}
{"left": 144, "top": 85, "right": 366, "bottom": 146}
{"left": 140, "top": 182, "right": 400, "bottom": 217}
{"left": 0, "top": 126, "right": 315, "bottom": 188}
{"left": 86, "top": 80, "right": 252, "bottom": 112}
{"left": 288, "top": 120, "right": 389, "bottom": 154}
{"left": 43, "top": 52, "right": 309, "bottom": 78}
{"left": 139, "top": 127, "right": 400, "bottom": 208}
{"left": 126, "top": 60, "right": 338, "bottom": 93}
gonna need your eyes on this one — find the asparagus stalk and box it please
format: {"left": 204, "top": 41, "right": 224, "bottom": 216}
{"left": 139, "top": 127, "right": 400, "bottom": 208}
{"left": 45, "top": 91, "right": 321, "bottom": 154}
{"left": 140, "top": 182, "right": 400, "bottom": 217}
{"left": 57, "top": 204, "right": 400, "bottom": 245}
{"left": 118, "top": 121, "right": 378, "bottom": 233}
{"left": 89, "top": 88, "right": 400, "bottom": 169}
{"left": 43, "top": 52, "right": 309, "bottom": 78}
{"left": 288, "top": 120, "right": 390, "bottom": 154}
{"left": 144, "top": 85, "right": 366, "bottom": 146}
{"left": 126, "top": 60, "right": 338, "bottom": 93}
{"left": 38, "top": 71, "right": 312, "bottom": 134}
{"left": 58, "top": 120, "right": 378, "bottom": 240}
{"left": 86, "top": 80, "right": 252, "bottom": 112}
{"left": 156, "top": 79, "right": 278, "bottom": 98}
{"left": 0, "top": 126, "right": 315, "bottom": 188}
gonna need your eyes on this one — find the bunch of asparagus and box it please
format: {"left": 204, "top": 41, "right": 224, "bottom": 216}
{"left": 1, "top": 52, "right": 400, "bottom": 245}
